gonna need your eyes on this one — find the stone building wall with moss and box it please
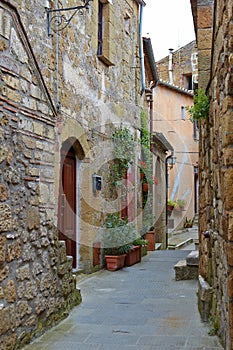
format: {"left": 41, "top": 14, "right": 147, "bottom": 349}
{"left": 191, "top": 0, "right": 233, "bottom": 348}
{"left": 0, "top": 0, "right": 145, "bottom": 348}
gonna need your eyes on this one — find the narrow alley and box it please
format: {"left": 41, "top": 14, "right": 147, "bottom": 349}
{"left": 23, "top": 249, "right": 223, "bottom": 350}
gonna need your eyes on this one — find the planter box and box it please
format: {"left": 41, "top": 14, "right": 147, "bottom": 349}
{"left": 125, "top": 245, "right": 141, "bottom": 266}
{"left": 105, "top": 254, "right": 126, "bottom": 271}
{"left": 146, "top": 231, "right": 155, "bottom": 251}
{"left": 141, "top": 245, "right": 147, "bottom": 257}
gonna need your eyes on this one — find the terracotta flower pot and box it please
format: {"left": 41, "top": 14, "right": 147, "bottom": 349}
{"left": 142, "top": 183, "right": 149, "bottom": 192}
{"left": 167, "top": 204, "right": 174, "bottom": 212}
{"left": 125, "top": 246, "right": 141, "bottom": 266}
{"left": 145, "top": 231, "right": 155, "bottom": 251}
{"left": 105, "top": 254, "right": 126, "bottom": 271}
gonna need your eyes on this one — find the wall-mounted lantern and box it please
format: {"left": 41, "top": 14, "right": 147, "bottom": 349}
{"left": 167, "top": 155, "right": 176, "bottom": 169}
{"left": 45, "top": 0, "right": 94, "bottom": 35}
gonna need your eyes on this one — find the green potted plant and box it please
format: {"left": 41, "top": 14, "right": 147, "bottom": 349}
{"left": 125, "top": 236, "right": 148, "bottom": 266}
{"left": 133, "top": 237, "right": 148, "bottom": 257}
{"left": 167, "top": 199, "right": 176, "bottom": 212}
{"left": 184, "top": 217, "right": 194, "bottom": 228}
{"left": 101, "top": 214, "right": 136, "bottom": 271}
{"left": 175, "top": 199, "right": 186, "bottom": 211}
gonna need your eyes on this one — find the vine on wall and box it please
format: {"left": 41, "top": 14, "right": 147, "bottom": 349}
{"left": 187, "top": 89, "right": 210, "bottom": 120}
{"left": 110, "top": 126, "right": 135, "bottom": 186}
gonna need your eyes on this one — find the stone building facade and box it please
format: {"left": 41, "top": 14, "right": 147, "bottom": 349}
{"left": 0, "top": 0, "right": 146, "bottom": 348}
{"left": 156, "top": 40, "right": 198, "bottom": 90}
{"left": 191, "top": 0, "right": 233, "bottom": 348}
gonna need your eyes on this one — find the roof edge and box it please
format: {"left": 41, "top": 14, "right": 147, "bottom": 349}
{"left": 158, "top": 80, "right": 194, "bottom": 96}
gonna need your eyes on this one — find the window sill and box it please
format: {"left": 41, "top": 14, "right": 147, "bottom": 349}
{"left": 97, "top": 54, "right": 115, "bottom": 67}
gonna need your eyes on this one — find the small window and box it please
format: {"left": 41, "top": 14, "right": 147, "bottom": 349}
{"left": 181, "top": 106, "right": 186, "bottom": 120}
{"left": 183, "top": 74, "right": 193, "bottom": 90}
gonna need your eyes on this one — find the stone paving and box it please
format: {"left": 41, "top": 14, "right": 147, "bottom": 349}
{"left": 23, "top": 250, "right": 224, "bottom": 350}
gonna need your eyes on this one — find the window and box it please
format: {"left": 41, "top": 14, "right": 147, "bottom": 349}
{"left": 183, "top": 74, "right": 193, "bottom": 90}
{"left": 181, "top": 106, "right": 186, "bottom": 120}
{"left": 97, "top": 0, "right": 114, "bottom": 66}
{"left": 97, "top": 1, "right": 103, "bottom": 56}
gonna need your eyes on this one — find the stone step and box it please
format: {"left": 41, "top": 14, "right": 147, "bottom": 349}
{"left": 155, "top": 243, "right": 162, "bottom": 250}
{"left": 174, "top": 259, "right": 198, "bottom": 281}
{"left": 186, "top": 250, "right": 199, "bottom": 266}
{"left": 168, "top": 238, "right": 193, "bottom": 250}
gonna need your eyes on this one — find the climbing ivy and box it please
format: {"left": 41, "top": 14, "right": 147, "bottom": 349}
{"left": 110, "top": 126, "right": 135, "bottom": 186}
{"left": 187, "top": 89, "right": 210, "bottom": 121}
{"left": 140, "top": 109, "right": 153, "bottom": 184}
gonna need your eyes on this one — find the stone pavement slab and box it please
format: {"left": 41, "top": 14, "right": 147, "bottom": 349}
{"left": 23, "top": 250, "right": 224, "bottom": 350}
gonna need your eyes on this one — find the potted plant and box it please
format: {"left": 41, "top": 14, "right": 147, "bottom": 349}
{"left": 174, "top": 199, "right": 186, "bottom": 211}
{"left": 142, "top": 179, "right": 149, "bottom": 192}
{"left": 167, "top": 199, "right": 176, "bottom": 213}
{"left": 139, "top": 161, "right": 147, "bottom": 181}
{"left": 101, "top": 214, "right": 136, "bottom": 271}
{"left": 184, "top": 217, "right": 194, "bottom": 228}
{"left": 132, "top": 237, "right": 148, "bottom": 258}
{"left": 125, "top": 236, "right": 147, "bottom": 266}
{"left": 145, "top": 226, "right": 155, "bottom": 251}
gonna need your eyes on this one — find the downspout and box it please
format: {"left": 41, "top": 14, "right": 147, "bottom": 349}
{"left": 55, "top": 0, "right": 60, "bottom": 110}
{"left": 165, "top": 150, "right": 174, "bottom": 249}
{"left": 139, "top": 4, "right": 146, "bottom": 95}
{"left": 168, "top": 48, "right": 174, "bottom": 84}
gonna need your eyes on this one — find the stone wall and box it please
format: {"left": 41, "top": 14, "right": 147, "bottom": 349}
{"left": 0, "top": 3, "right": 82, "bottom": 348}
{"left": 195, "top": 0, "right": 233, "bottom": 348}
{"left": 0, "top": 0, "right": 144, "bottom": 347}
{"left": 156, "top": 40, "right": 198, "bottom": 89}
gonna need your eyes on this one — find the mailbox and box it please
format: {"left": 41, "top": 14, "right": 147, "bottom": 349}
{"left": 92, "top": 173, "right": 102, "bottom": 193}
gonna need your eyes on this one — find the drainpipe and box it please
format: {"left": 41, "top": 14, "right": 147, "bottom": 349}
{"left": 165, "top": 150, "right": 174, "bottom": 249}
{"left": 139, "top": 4, "right": 146, "bottom": 95}
{"left": 145, "top": 88, "right": 153, "bottom": 148}
{"left": 168, "top": 48, "right": 174, "bottom": 84}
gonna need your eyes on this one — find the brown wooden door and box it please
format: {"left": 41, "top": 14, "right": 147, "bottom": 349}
{"left": 59, "top": 148, "right": 76, "bottom": 268}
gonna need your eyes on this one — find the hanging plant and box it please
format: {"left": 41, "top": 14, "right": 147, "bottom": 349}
{"left": 140, "top": 109, "right": 153, "bottom": 185}
{"left": 186, "top": 89, "right": 210, "bottom": 121}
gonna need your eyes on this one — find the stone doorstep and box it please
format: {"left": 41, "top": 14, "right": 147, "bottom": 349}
{"left": 186, "top": 250, "right": 199, "bottom": 266}
{"left": 155, "top": 243, "right": 162, "bottom": 250}
{"left": 174, "top": 259, "right": 198, "bottom": 281}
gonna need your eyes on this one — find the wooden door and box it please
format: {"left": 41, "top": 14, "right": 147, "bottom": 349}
{"left": 59, "top": 147, "right": 76, "bottom": 268}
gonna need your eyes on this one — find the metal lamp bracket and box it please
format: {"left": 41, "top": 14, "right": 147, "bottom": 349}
{"left": 45, "top": 0, "right": 93, "bottom": 35}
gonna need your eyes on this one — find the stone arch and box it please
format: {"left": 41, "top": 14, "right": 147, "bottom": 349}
{"left": 61, "top": 137, "right": 85, "bottom": 160}
{"left": 54, "top": 118, "right": 90, "bottom": 208}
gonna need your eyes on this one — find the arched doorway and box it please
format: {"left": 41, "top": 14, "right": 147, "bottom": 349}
{"left": 58, "top": 139, "right": 84, "bottom": 269}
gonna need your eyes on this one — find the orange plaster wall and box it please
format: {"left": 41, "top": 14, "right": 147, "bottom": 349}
{"left": 153, "top": 85, "right": 198, "bottom": 231}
